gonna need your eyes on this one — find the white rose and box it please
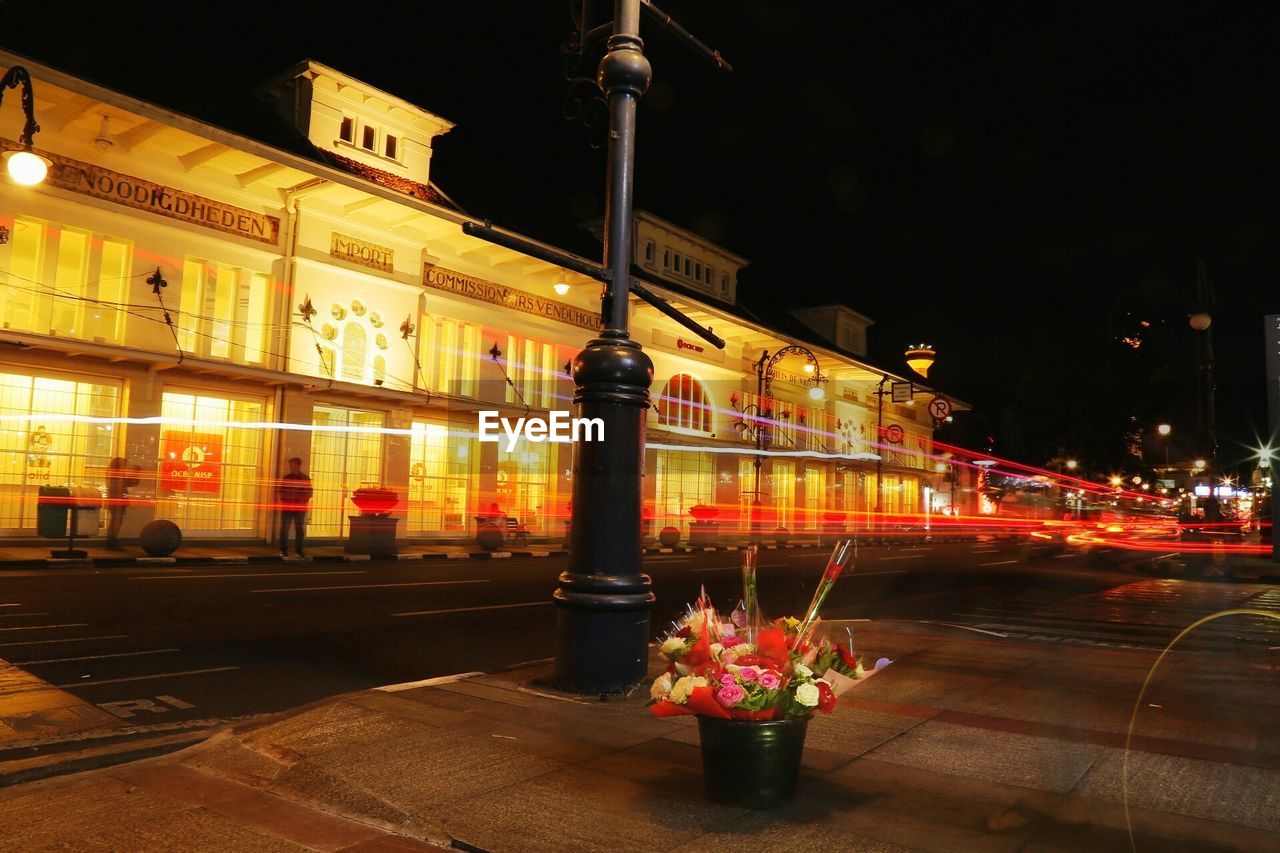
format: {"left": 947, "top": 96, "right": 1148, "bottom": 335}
{"left": 669, "top": 675, "right": 706, "bottom": 704}
{"left": 650, "top": 673, "right": 673, "bottom": 701}
{"left": 794, "top": 682, "right": 819, "bottom": 708}
{"left": 794, "top": 664, "right": 813, "bottom": 679}
{"left": 660, "top": 637, "right": 686, "bottom": 658}
{"left": 710, "top": 642, "right": 725, "bottom": 659}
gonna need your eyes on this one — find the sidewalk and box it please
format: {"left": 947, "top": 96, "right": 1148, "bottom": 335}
{"left": 2, "top": 620, "right": 1277, "bottom": 851}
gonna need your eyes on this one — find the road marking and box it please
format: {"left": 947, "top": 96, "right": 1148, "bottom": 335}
{"left": 253, "top": 579, "right": 491, "bottom": 593}
{"left": 394, "top": 601, "right": 552, "bottom": 618}
{"left": 12, "top": 648, "right": 179, "bottom": 666}
{"left": 972, "top": 549, "right": 1000, "bottom": 554}
{"left": 0, "top": 623, "right": 89, "bottom": 633}
{"left": 0, "top": 612, "right": 49, "bottom": 618}
{"left": 1053, "top": 553, "right": 1077, "bottom": 559}
{"left": 693, "top": 562, "right": 784, "bottom": 573}
{"left": 848, "top": 570, "right": 909, "bottom": 577}
{"left": 980, "top": 560, "right": 1019, "bottom": 566}
{"left": 133, "top": 571, "right": 365, "bottom": 580}
{"left": 0, "top": 604, "right": 23, "bottom": 608}
{"left": 56, "top": 666, "right": 239, "bottom": 689}
{"left": 878, "top": 554, "right": 926, "bottom": 561}
{"left": 377, "top": 671, "right": 485, "bottom": 692}
{"left": 0, "top": 634, "right": 128, "bottom": 648}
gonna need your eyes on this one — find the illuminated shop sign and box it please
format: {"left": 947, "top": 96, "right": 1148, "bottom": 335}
{"left": 1, "top": 139, "right": 281, "bottom": 245}
{"left": 651, "top": 329, "right": 725, "bottom": 364}
{"left": 331, "top": 232, "right": 394, "bottom": 273}
{"left": 422, "top": 263, "right": 598, "bottom": 332}
{"left": 160, "top": 431, "right": 223, "bottom": 493}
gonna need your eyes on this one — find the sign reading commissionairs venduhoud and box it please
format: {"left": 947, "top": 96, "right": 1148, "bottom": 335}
{"left": 422, "top": 263, "right": 598, "bottom": 332}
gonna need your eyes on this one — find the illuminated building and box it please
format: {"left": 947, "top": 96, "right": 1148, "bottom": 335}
{"left": 0, "top": 54, "right": 961, "bottom": 544}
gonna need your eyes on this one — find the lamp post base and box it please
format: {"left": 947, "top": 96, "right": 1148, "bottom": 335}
{"left": 554, "top": 570, "right": 653, "bottom": 695}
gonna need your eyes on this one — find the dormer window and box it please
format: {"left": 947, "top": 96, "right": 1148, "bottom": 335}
{"left": 340, "top": 117, "right": 354, "bottom": 143}
{"left": 362, "top": 126, "right": 376, "bottom": 150}
{"left": 385, "top": 134, "right": 398, "bottom": 159}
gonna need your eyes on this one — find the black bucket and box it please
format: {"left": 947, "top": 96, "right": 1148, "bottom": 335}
{"left": 696, "top": 715, "right": 809, "bottom": 808}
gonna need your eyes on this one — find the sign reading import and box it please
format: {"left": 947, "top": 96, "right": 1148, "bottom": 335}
{"left": 422, "top": 264, "right": 598, "bottom": 332}
{"left": 2, "top": 140, "right": 281, "bottom": 245}
{"left": 332, "top": 233, "right": 393, "bottom": 273}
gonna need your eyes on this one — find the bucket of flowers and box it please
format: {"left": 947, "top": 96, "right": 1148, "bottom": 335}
{"left": 648, "top": 539, "right": 882, "bottom": 808}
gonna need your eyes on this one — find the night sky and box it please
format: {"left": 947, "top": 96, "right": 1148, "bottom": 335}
{"left": 3, "top": 2, "right": 1277, "bottom": 474}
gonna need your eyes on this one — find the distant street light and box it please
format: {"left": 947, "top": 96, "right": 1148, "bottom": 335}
{"left": 1065, "top": 459, "right": 1078, "bottom": 470}
{"left": 1, "top": 66, "right": 50, "bottom": 187}
{"left": 1193, "top": 458, "right": 1207, "bottom": 471}
{"left": 1156, "top": 423, "right": 1172, "bottom": 436}
{"left": 1109, "top": 475, "right": 1122, "bottom": 487}
{"left": 905, "top": 344, "right": 936, "bottom": 378}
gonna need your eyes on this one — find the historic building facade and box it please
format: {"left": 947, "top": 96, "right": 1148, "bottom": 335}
{"left": 0, "top": 53, "right": 954, "bottom": 544}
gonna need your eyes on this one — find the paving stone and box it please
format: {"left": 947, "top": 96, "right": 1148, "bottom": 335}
{"left": 1075, "top": 748, "right": 1280, "bottom": 833}
{"left": 863, "top": 720, "right": 1106, "bottom": 792}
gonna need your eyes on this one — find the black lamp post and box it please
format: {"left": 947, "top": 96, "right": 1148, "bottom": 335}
{"left": 462, "top": 1, "right": 729, "bottom": 695}
{"left": 1, "top": 65, "right": 50, "bottom": 186}
{"left": 730, "top": 346, "right": 825, "bottom": 542}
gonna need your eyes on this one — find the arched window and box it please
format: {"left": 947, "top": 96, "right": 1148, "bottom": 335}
{"left": 341, "top": 322, "right": 367, "bottom": 382}
{"left": 657, "top": 373, "right": 712, "bottom": 433}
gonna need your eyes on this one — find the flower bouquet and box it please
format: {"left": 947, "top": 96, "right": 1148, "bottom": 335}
{"left": 648, "top": 540, "right": 874, "bottom": 808}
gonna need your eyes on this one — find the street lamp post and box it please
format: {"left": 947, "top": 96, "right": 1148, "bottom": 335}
{"left": 1156, "top": 423, "right": 1171, "bottom": 478}
{"left": 462, "top": 2, "right": 729, "bottom": 695}
{"left": 1, "top": 65, "right": 51, "bottom": 186}
{"left": 732, "top": 345, "right": 825, "bottom": 543}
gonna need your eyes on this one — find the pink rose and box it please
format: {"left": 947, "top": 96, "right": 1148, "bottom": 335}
{"left": 716, "top": 683, "right": 745, "bottom": 706}
{"left": 722, "top": 635, "right": 745, "bottom": 648}
{"left": 738, "top": 667, "right": 759, "bottom": 682}
{"left": 720, "top": 672, "right": 737, "bottom": 687}
{"left": 758, "top": 671, "right": 781, "bottom": 690}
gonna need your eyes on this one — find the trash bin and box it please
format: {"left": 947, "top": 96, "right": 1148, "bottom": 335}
{"left": 36, "top": 486, "right": 72, "bottom": 538}
{"left": 71, "top": 486, "right": 102, "bottom": 537}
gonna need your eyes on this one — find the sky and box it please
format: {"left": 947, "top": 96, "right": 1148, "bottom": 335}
{"left": 3, "top": 1, "right": 1277, "bottom": 474}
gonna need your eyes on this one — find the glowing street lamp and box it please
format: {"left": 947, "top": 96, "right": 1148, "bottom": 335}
{"left": 1065, "top": 459, "right": 1078, "bottom": 471}
{"left": 1, "top": 66, "right": 50, "bottom": 187}
{"left": 1156, "top": 423, "right": 1171, "bottom": 437}
{"left": 905, "top": 344, "right": 936, "bottom": 378}
{"left": 1193, "top": 458, "right": 1207, "bottom": 471}
{"left": 1109, "top": 475, "right": 1122, "bottom": 487}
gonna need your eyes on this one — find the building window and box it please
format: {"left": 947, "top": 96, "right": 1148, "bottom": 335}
{"left": 662, "top": 249, "right": 670, "bottom": 269}
{"left": 704, "top": 265, "right": 713, "bottom": 285}
{"left": 419, "top": 313, "right": 481, "bottom": 397}
{"left": 684, "top": 258, "right": 692, "bottom": 276}
{"left": 340, "top": 117, "right": 354, "bottom": 142}
{"left": 654, "top": 448, "right": 714, "bottom": 534}
{"left": 504, "top": 334, "right": 559, "bottom": 409}
{"left": 93, "top": 238, "right": 131, "bottom": 344}
{"left": 384, "top": 134, "right": 398, "bottom": 159}
{"left": 362, "top": 125, "right": 376, "bottom": 150}
{"left": 0, "top": 371, "right": 119, "bottom": 532}
{"left": 694, "top": 262, "right": 702, "bottom": 281}
{"left": 496, "top": 441, "right": 552, "bottom": 534}
{"left": 720, "top": 273, "right": 729, "bottom": 294}
{"left": 644, "top": 241, "right": 655, "bottom": 263}
{"left": 672, "top": 252, "right": 682, "bottom": 273}
{"left": 309, "top": 405, "right": 385, "bottom": 538}
{"left": 178, "top": 258, "right": 270, "bottom": 364}
{"left": 656, "top": 373, "right": 713, "bottom": 433}
{"left": 156, "top": 391, "right": 266, "bottom": 534}
{"left": 341, "top": 322, "right": 368, "bottom": 382}
{"left": 409, "top": 420, "right": 473, "bottom": 534}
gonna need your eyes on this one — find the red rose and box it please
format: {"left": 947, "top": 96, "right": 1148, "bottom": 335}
{"left": 816, "top": 680, "right": 837, "bottom": 714}
{"left": 834, "top": 644, "right": 859, "bottom": 671}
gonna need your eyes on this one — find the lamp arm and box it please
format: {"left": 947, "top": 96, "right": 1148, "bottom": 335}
{"left": 1, "top": 66, "right": 41, "bottom": 147}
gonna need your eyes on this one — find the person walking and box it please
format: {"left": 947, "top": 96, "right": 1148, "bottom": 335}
{"left": 277, "top": 457, "right": 313, "bottom": 557}
{"left": 104, "top": 457, "right": 137, "bottom": 550}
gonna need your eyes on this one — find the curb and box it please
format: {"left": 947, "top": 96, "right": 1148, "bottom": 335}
{"left": 0, "top": 549, "right": 571, "bottom": 571}
{"left": 0, "top": 729, "right": 214, "bottom": 789}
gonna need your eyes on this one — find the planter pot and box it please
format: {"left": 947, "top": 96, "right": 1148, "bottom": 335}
{"left": 140, "top": 519, "right": 182, "bottom": 557}
{"left": 476, "top": 522, "right": 504, "bottom": 551}
{"left": 346, "top": 515, "right": 398, "bottom": 557}
{"left": 697, "top": 715, "right": 809, "bottom": 808}
{"left": 658, "top": 526, "right": 680, "bottom": 548}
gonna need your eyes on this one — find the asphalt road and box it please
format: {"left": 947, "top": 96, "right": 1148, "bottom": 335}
{"left": 2, "top": 539, "right": 1279, "bottom": 761}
